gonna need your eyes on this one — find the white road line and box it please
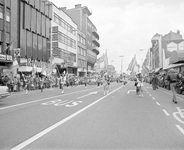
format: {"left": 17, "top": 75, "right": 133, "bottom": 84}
{"left": 0, "top": 88, "right": 96, "bottom": 111}
{"left": 156, "top": 102, "right": 161, "bottom": 106}
{"left": 176, "top": 125, "right": 184, "bottom": 135}
{"left": 10, "top": 85, "right": 124, "bottom": 150}
{"left": 163, "top": 109, "right": 170, "bottom": 116}
{"left": 152, "top": 97, "right": 155, "bottom": 100}
{"left": 149, "top": 94, "right": 152, "bottom": 97}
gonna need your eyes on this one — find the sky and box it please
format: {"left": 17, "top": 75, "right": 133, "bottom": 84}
{"left": 51, "top": 0, "right": 184, "bottom": 73}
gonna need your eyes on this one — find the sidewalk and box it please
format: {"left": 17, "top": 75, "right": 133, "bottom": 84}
{"left": 144, "top": 82, "right": 184, "bottom": 99}
{"left": 159, "top": 87, "right": 184, "bottom": 99}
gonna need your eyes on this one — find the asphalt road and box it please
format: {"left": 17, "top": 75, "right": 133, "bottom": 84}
{"left": 0, "top": 81, "right": 184, "bottom": 150}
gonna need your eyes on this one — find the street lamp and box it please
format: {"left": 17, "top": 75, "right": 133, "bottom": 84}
{"left": 119, "top": 55, "right": 124, "bottom": 74}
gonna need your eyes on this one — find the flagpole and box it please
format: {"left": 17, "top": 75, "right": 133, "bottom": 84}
{"left": 55, "top": 65, "right": 61, "bottom": 76}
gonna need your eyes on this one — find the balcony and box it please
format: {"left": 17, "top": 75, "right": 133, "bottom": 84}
{"left": 92, "top": 46, "right": 99, "bottom": 55}
{"left": 92, "top": 36, "right": 100, "bottom": 47}
{"left": 92, "top": 29, "right": 99, "bottom": 39}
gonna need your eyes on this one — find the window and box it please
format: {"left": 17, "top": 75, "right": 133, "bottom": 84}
{"left": 6, "top": 8, "right": 10, "bottom": 22}
{"left": 52, "top": 42, "right": 58, "bottom": 47}
{"left": 52, "top": 33, "right": 58, "bottom": 41}
{"left": 0, "top": 5, "right": 3, "bottom": 19}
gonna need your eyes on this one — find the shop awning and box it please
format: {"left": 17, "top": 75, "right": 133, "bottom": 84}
{"left": 170, "top": 51, "right": 184, "bottom": 64}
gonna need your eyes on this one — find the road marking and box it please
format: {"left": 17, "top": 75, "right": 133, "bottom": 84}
{"left": 173, "top": 108, "right": 184, "bottom": 124}
{"left": 176, "top": 125, "right": 184, "bottom": 135}
{"left": 152, "top": 97, "right": 155, "bottom": 100}
{"left": 0, "top": 88, "right": 97, "bottom": 111}
{"left": 77, "top": 91, "right": 98, "bottom": 99}
{"left": 156, "top": 102, "right": 161, "bottom": 106}
{"left": 127, "top": 90, "right": 136, "bottom": 94}
{"left": 149, "top": 94, "right": 152, "bottom": 97}
{"left": 163, "top": 109, "right": 170, "bottom": 116}
{"left": 10, "top": 85, "right": 124, "bottom": 150}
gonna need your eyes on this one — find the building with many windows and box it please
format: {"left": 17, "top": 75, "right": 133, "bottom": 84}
{"left": 18, "top": 0, "right": 52, "bottom": 72}
{"left": 150, "top": 33, "right": 162, "bottom": 72}
{"left": 61, "top": 4, "right": 100, "bottom": 75}
{"left": 0, "top": 0, "right": 13, "bottom": 76}
{"left": 77, "top": 29, "right": 87, "bottom": 77}
{"left": 51, "top": 3, "right": 78, "bottom": 75}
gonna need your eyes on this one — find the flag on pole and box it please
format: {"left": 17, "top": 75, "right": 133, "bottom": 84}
{"left": 104, "top": 49, "right": 108, "bottom": 69}
{"left": 141, "top": 51, "right": 150, "bottom": 75}
{"left": 127, "top": 54, "right": 140, "bottom": 75}
{"left": 32, "top": 63, "right": 37, "bottom": 76}
{"left": 41, "top": 63, "right": 46, "bottom": 76}
{"left": 127, "top": 57, "right": 134, "bottom": 71}
{"left": 97, "top": 54, "right": 105, "bottom": 69}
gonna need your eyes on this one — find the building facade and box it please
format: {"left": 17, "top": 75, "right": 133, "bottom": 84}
{"left": 51, "top": 4, "right": 78, "bottom": 75}
{"left": 0, "top": 0, "right": 13, "bottom": 76}
{"left": 162, "top": 30, "right": 184, "bottom": 70}
{"left": 150, "top": 33, "right": 162, "bottom": 72}
{"left": 19, "top": 0, "right": 52, "bottom": 72}
{"left": 62, "top": 4, "right": 100, "bottom": 75}
{"left": 77, "top": 29, "right": 87, "bottom": 77}
{"left": 150, "top": 30, "right": 184, "bottom": 72}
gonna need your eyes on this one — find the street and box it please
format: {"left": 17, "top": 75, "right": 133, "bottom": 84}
{"left": 0, "top": 81, "right": 184, "bottom": 150}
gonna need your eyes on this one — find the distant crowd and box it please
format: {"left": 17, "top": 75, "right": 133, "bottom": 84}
{"left": 0, "top": 73, "right": 116, "bottom": 93}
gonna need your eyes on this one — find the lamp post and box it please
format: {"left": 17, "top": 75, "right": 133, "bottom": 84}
{"left": 119, "top": 55, "right": 124, "bottom": 74}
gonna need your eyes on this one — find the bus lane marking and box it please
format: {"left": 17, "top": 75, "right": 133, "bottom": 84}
{"left": 176, "top": 125, "right": 184, "bottom": 135}
{"left": 41, "top": 99, "right": 83, "bottom": 108}
{"left": 0, "top": 88, "right": 96, "bottom": 111}
{"left": 11, "top": 85, "right": 124, "bottom": 150}
{"left": 173, "top": 107, "right": 184, "bottom": 124}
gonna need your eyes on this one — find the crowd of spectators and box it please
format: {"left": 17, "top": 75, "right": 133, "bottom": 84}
{"left": 0, "top": 73, "right": 108, "bottom": 93}
{"left": 145, "top": 70, "right": 184, "bottom": 95}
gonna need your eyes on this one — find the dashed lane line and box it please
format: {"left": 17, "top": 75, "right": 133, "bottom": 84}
{"left": 152, "top": 97, "right": 155, "bottom": 100}
{"left": 163, "top": 109, "right": 170, "bottom": 116}
{"left": 156, "top": 102, "right": 161, "bottom": 106}
{"left": 176, "top": 125, "right": 184, "bottom": 135}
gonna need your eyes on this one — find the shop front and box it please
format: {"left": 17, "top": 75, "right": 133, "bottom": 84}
{"left": 78, "top": 68, "right": 87, "bottom": 77}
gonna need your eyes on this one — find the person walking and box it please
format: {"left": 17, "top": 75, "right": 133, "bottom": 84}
{"left": 103, "top": 72, "right": 109, "bottom": 95}
{"left": 59, "top": 74, "right": 65, "bottom": 94}
{"left": 151, "top": 74, "right": 158, "bottom": 90}
{"left": 40, "top": 76, "right": 45, "bottom": 92}
{"left": 84, "top": 75, "right": 88, "bottom": 88}
{"left": 166, "top": 68, "right": 178, "bottom": 104}
{"left": 136, "top": 73, "right": 144, "bottom": 97}
{"left": 96, "top": 75, "right": 101, "bottom": 88}
{"left": 22, "top": 74, "right": 29, "bottom": 94}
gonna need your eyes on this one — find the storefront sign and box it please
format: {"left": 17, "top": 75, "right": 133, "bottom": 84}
{"left": 6, "top": 55, "right": 13, "bottom": 61}
{"left": 0, "top": 54, "right": 6, "bottom": 60}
